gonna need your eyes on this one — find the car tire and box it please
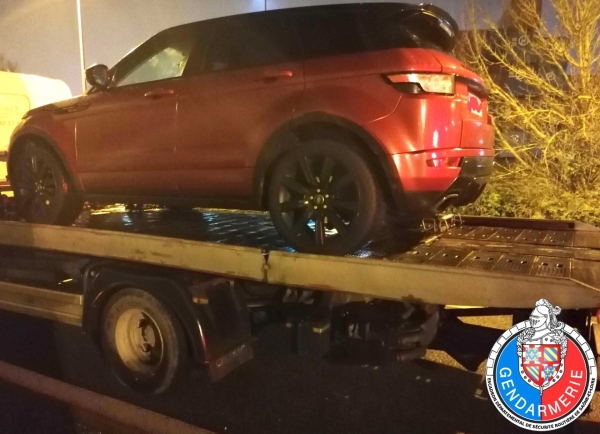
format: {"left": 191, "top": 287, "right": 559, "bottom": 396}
{"left": 11, "top": 143, "right": 82, "bottom": 225}
{"left": 100, "top": 288, "right": 188, "bottom": 395}
{"left": 268, "top": 139, "right": 385, "bottom": 255}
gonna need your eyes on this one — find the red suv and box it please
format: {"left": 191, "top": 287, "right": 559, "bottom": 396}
{"left": 8, "top": 3, "right": 493, "bottom": 254}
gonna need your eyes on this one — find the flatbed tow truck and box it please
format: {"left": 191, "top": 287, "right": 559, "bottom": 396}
{"left": 0, "top": 204, "right": 599, "bottom": 394}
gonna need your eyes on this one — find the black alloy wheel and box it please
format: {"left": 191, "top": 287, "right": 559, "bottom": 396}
{"left": 12, "top": 143, "right": 82, "bottom": 224}
{"left": 268, "top": 139, "right": 384, "bottom": 255}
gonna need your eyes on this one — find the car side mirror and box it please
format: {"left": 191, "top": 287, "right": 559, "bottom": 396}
{"left": 85, "top": 64, "right": 109, "bottom": 90}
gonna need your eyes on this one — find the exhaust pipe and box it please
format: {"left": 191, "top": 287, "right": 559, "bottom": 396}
{"left": 431, "top": 193, "right": 459, "bottom": 213}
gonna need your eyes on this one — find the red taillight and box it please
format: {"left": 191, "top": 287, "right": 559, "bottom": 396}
{"left": 385, "top": 73, "right": 456, "bottom": 95}
{"left": 426, "top": 157, "right": 462, "bottom": 168}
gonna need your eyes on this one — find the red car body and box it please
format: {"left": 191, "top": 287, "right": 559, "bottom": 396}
{"left": 8, "top": 3, "right": 493, "bottom": 253}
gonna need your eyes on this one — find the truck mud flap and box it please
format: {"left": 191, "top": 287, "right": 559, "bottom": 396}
{"left": 189, "top": 279, "right": 254, "bottom": 381}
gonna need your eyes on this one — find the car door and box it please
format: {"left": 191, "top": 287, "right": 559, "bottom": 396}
{"left": 76, "top": 26, "right": 199, "bottom": 197}
{"left": 175, "top": 14, "right": 304, "bottom": 200}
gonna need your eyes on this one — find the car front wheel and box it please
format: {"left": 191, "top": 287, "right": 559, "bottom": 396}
{"left": 11, "top": 143, "right": 82, "bottom": 225}
{"left": 268, "top": 139, "right": 384, "bottom": 255}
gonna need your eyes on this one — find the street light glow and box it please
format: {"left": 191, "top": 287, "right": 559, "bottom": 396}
{"left": 76, "top": 0, "right": 85, "bottom": 94}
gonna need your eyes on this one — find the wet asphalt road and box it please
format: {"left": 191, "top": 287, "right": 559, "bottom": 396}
{"left": 0, "top": 208, "right": 598, "bottom": 433}
{"left": 0, "top": 379, "right": 78, "bottom": 434}
{"left": 0, "top": 309, "right": 598, "bottom": 434}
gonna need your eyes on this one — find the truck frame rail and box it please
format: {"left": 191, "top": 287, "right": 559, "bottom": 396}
{"left": 0, "top": 210, "right": 598, "bottom": 323}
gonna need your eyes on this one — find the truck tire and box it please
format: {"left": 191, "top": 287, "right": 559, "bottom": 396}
{"left": 100, "top": 288, "right": 188, "bottom": 394}
{"left": 11, "top": 143, "right": 82, "bottom": 224}
{"left": 268, "top": 139, "right": 385, "bottom": 255}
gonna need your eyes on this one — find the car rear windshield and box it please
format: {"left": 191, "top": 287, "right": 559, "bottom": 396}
{"left": 295, "top": 10, "right": 444, "bottom": 60}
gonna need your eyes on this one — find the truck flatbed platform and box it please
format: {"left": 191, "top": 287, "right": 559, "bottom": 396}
{"left": 0, "top": 207, "right": 598, "bottom": 313}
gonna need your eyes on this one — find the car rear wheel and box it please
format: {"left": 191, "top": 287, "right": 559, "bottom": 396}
{"left": 268, "top": 139, "right": 384, "bottom": 255}
{"left": 12, "top": 143, "right": 82, "bottom": 224}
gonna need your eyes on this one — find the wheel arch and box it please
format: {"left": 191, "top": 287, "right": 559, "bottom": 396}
{"left": 254, "top": 112, "right": 407, "bottom": 213}
{"left": 82, "top": 265, "right": 207, "bottom": 365}
{"left": 8, "top": 131, "right": 80, "bottom": 193}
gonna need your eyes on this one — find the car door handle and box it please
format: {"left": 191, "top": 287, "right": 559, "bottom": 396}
{"left": 256, "top": 70, "right": 294, "bottom": 83}
{"left": 144, "top": 89, "right": 175, "bottom": 98}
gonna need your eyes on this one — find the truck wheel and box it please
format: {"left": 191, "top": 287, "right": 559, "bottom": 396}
{"left": 100, "top": 288, "right": 188, "bottom": 394}
{"left": 268, "top": 139, "right": 384, "bottom": 255}
{"left": 12, "top": 144, "right": 82, "bottom": 225}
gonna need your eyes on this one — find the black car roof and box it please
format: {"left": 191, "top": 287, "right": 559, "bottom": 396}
{"left": 240, "top": 2, "right": 418, "bottom": 16}
{"left": 169, "top": 2, "right": 447, "bottom": 28}
{"left": 161, "top": 2, "right": 459, "bottom": 52}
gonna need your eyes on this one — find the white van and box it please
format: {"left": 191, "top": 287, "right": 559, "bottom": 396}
{"left": 0, "top": 71, "right": 72, "bottom": 190}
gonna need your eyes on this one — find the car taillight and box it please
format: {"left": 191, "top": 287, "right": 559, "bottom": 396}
{"left": 385, "top": 73, "right": 455, "bottom": 95}
{"left": 426, "top": 157, "right": 462, "bottom": 168}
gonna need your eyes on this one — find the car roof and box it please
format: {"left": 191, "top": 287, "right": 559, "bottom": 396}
{"left": 157, "top": 2, "right": 459, "bottom": 52}
{"left": 241, "top": 2, "right": 418, "bottom": 17}
{"left": 166, "top": 2, "right": 425, "bottom": 31}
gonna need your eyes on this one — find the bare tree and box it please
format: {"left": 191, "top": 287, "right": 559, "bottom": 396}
{"left": 457, "top": 0, "right": 600, "bottom": 224}
{"left": 0, "top": 53, "right": 18, "bottom": 72}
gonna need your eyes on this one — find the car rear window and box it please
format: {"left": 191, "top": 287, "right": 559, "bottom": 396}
{"left": 295, "top": 10, "right": 445, "bottom": 60}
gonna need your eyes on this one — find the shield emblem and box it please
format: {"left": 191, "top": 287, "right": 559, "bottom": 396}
{"left": 520, "top": 344, "right": 564, "bottom": 395}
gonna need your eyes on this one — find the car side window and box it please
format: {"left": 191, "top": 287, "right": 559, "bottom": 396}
{"left": 295, "top": 12, "right": 377, "bottom": 59}
{"left": 205, "top": 16, "right": 297, "bottom": 72}
{"left": 112, "top": 30, "right": 195, "bottom": 87}
{"left": 295, "top": 11, "right": 433, "bottom": 59}
{"left": 115, "top": 42, "right": 193, "bottom": 87}
{"left": 117, "top": 46, "right": 190, "bottom": 87}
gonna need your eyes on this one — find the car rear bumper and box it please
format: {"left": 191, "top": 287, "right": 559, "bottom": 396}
{"left": 390, "top": 149, "right": 494, "bottom": 216}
